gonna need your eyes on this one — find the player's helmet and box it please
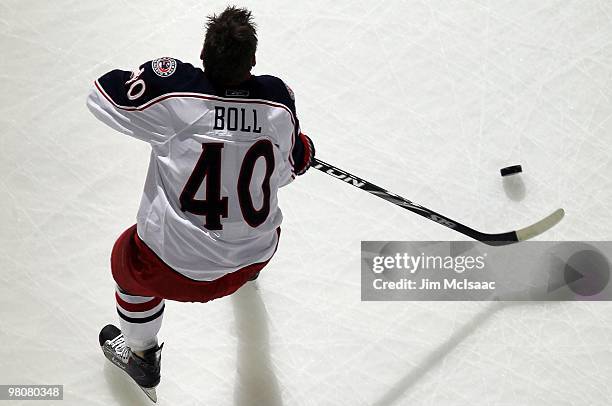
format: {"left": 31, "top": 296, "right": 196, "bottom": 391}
{"left": 202, "top": 6, "right": 257, "bottom": 86}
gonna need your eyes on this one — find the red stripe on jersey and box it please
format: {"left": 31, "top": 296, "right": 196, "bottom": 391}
{"left": 115, "top": 293, "right": 163, "bottom": 312}
{"left": 94, "top": 81, "right": 296, "bottom": 128}
{"left": 94, "top": 81, "right": 298, "bottom": 171}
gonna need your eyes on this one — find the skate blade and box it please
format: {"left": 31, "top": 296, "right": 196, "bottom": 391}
{"left": 102, "top": 346, "right": 158, "bottom": 403}
{"left": 140, "top": 386, "right": 157, "bottom": 403}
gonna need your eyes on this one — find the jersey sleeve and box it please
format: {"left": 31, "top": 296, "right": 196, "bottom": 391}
{"left": 270, "top": 79, "right": 315, "bottom": 187}
{"left": 86, "top": 58, "right": 193, "bottom": 144}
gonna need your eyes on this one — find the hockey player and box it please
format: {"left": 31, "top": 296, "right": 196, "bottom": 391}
{"left": 87, "top": 6, "right": 314, "bottom": 402}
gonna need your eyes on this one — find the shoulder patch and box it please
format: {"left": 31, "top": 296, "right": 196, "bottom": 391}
{"left": 151, "top": 57, "right": 177, "bottom": 77}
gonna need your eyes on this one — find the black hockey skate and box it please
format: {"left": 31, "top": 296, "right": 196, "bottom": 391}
{"left": 99, "top": 324, "right": 162, "bottom": 403}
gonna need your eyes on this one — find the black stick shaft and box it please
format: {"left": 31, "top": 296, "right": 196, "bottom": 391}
{"left": 312, "top": 158, "right": 517, "bottom": 244}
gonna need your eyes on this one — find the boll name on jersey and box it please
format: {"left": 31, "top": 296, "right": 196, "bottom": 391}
{"left": 214, "top": 106, "right": 262, "bottom": 133}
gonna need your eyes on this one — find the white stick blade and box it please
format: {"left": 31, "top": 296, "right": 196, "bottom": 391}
{"left": 515, "top": 208, "right": 565, "bottom": 242}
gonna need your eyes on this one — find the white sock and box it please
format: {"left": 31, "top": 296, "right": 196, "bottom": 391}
{"left": 115, "top": 285, "right": 164, "bottom": 352}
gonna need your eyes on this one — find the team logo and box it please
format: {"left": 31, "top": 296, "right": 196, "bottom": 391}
{"left": 152, "top": 57, "right": 177, "bottom": 77}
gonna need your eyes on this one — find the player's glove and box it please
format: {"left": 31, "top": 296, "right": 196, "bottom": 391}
{"left": 295, "top": 132, "right": 315, "bottom": 175}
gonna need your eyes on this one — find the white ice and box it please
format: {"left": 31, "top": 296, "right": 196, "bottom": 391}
{"left": 1, "top": 1, "right": 612, "bottom": 405}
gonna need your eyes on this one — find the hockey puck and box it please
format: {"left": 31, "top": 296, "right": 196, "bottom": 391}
{"left": 500, "top": 165, "right": 522, "bottom": 177}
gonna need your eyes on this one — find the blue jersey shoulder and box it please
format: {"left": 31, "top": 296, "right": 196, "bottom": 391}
{"left": 142, "top": 58, "right": 211, "bottom": 96}
{"left": 96, "top": 59, "right": 298, "bottom": 117}
{"left": 97, "top": 58, "right": 211, "bottom": 107}
{"left": 250, "top": 75, "right": 296, "bottom": 112}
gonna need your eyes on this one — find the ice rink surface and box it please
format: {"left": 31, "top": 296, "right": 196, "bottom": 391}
{"left": 2, "top": 0, "right": 612, "bottom": 405}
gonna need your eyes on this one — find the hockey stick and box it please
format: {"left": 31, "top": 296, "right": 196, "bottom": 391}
{"left": 312, "top": 158, "right": 564, "bottom": 246}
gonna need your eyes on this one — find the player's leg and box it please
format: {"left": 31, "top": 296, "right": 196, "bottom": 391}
{"left": 99, "top": 225, "right": 165, "bottom": 402}
{"left": 107, "top": 225, "right": 164, "bottom": 350}
{"left": 99, "top": 286, "right": 164, "bottom": 402}
{"left": 115, "top": 285, "right": 164, "bottom": 353}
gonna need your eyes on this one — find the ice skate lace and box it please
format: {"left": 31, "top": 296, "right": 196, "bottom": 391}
{"left": 108, "top": 334, "right": 130, "bottom": 363}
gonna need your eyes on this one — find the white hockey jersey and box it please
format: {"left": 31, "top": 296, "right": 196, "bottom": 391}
{"left": 87, "top": 57, "right": 309, "bottom": 281}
